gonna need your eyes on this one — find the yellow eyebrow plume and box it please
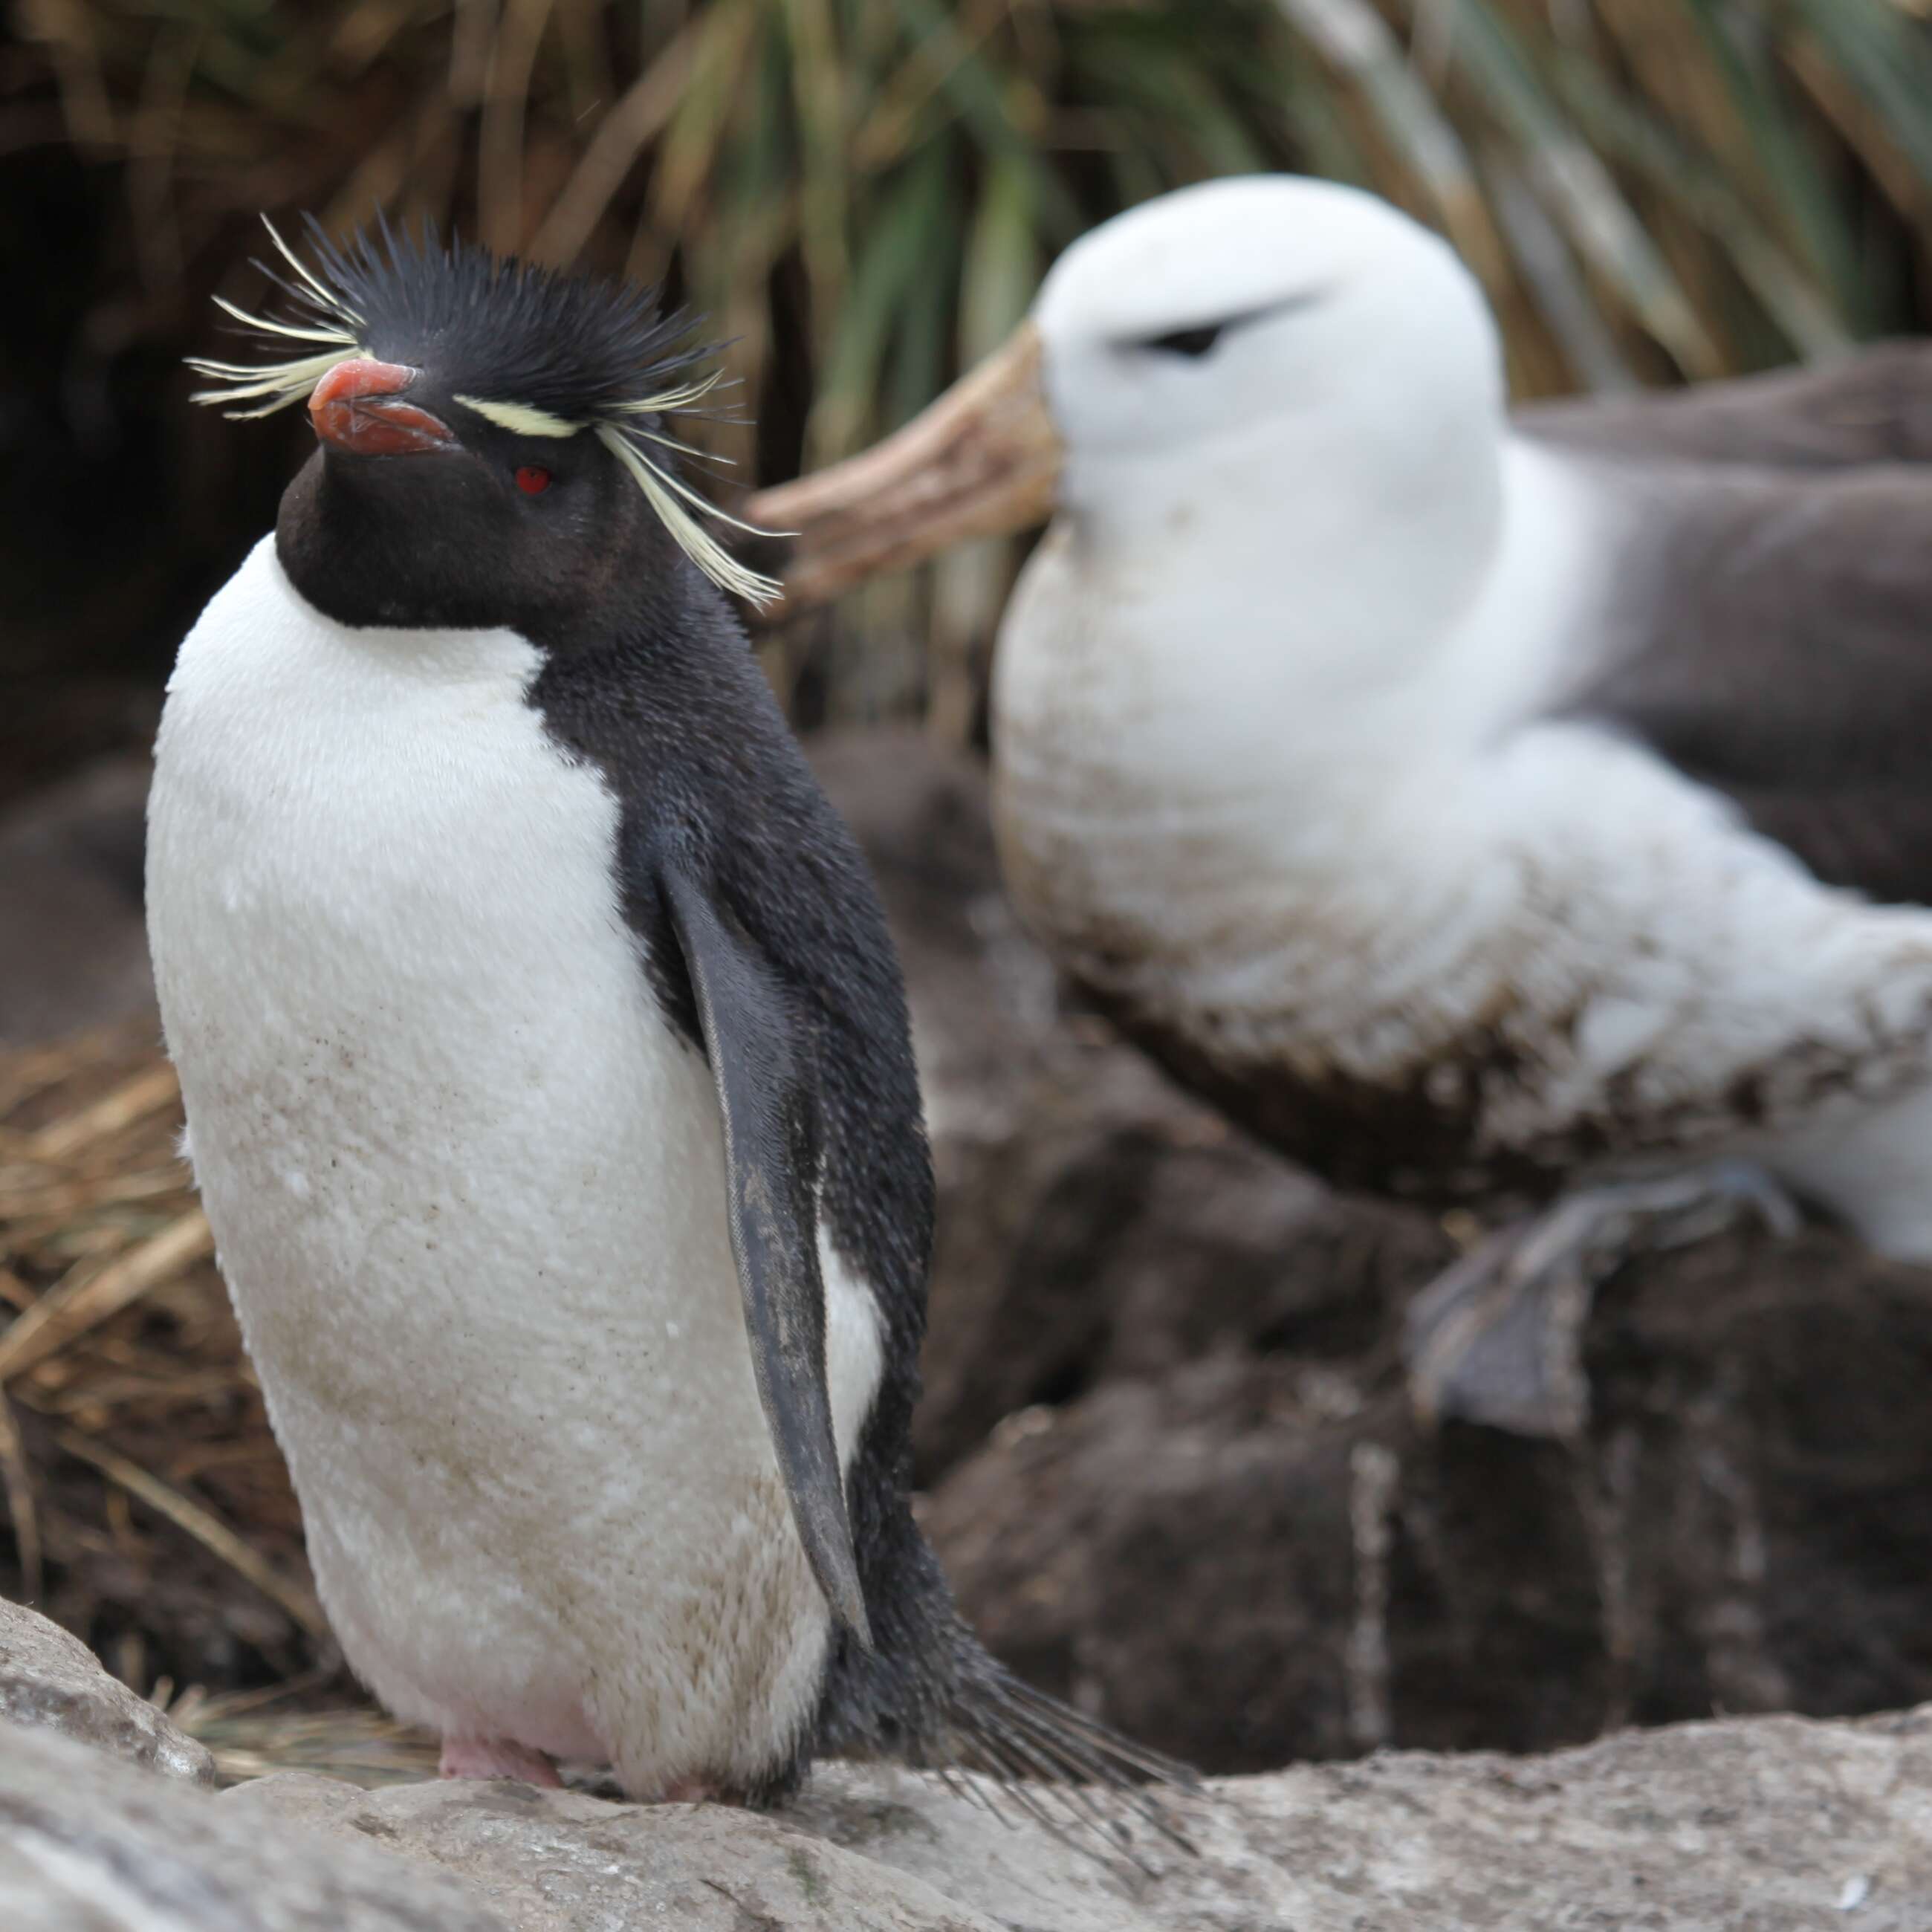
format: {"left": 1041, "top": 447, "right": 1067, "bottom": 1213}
{"left": 597, "top": 425, "right": 782, "bottom": 608}
{"left": 455, "top": 397, "right": 583, "bottom": 438}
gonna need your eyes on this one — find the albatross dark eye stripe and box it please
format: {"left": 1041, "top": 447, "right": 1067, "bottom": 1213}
{"left": 1125, "top": 286, "right": 1329, "bottom": 360}
{"left": 1147, "top": 322, "right": 1225, "bottom": 358}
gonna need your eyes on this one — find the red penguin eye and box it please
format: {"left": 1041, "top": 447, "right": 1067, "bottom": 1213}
{"left": 516, "top": 465, "right": 552, "bottom": 496}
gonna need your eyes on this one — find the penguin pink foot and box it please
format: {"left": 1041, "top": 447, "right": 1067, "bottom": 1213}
{"left": 661, "top": 1777, "right": 724, "bottom": 1803}
{"left": 438, "top": 1737, "right": 562, "bottom": 1787}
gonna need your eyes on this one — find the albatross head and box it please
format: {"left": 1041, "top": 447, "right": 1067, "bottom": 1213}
{"left": 751, "top": 175, "right": 1510, "bottom": 636}
{"left": 1037, "top": 178, "right": 1502, "bottom": 534}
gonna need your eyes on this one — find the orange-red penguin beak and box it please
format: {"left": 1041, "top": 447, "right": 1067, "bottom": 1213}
{"left": 308, "top": 359, "right": 455, "bottom": 456}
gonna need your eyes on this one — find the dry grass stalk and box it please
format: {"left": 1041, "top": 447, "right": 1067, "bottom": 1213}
{"left": 54, "top": 1426, "right": 328, "bottom": 1642}
{"left": 0, "top": 1394, "right": 42, "bottom": 1604}
{"left": 0, "top": 1020, "right": 341, "bottom": 1752}
{"left": 169, "top": 1687, "right": 440, "bottom": 1789}
{"left": 0, "top": 1209, "right": 213, "bottom": 1385}
{"left": 25, "top": 1061, "right": 181, "bottom": 1164}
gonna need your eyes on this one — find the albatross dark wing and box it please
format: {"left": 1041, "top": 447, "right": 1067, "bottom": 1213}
{"left": 1557, "top": 456, "right": 1932, "bottom": 907}
{"left": 662, "top": 863, "right": 872, "bottom": 1647}
{"left": 1522, "top": 342, "right": 1932, "bottom": 470}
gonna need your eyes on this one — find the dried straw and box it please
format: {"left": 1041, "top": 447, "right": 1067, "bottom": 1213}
{"left": 0, "top": 1020, "right": 368, "bottom": 1770}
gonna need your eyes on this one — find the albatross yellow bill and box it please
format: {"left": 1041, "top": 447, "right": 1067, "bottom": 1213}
{"left": 746, "top": 320, "right": 1060, "bottom": 612}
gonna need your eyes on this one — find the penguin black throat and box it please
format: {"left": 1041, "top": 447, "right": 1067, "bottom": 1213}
{"left": 274, "top": 404, "right": 689, "bottom": 638}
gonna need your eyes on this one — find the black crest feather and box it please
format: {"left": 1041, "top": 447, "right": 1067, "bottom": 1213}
{"left": 303, "top": 214, "right": 713, "bottom": 424}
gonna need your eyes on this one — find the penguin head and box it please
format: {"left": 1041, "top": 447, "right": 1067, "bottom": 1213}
{"left": 191, "top": 220, "right": 778, "bottom": 634}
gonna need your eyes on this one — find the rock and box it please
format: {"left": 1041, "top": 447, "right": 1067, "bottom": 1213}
{"left": 0, "top": 1596, "right": 213, "bottom": 1786}
{"left": 225, "top": 1772, "right": 1004, "bottom": 1932}
{"left": 793, "top": 1705, "right": 1932, "bottom": 1931}
{"left": 9, "top": 1690, "right": 1932, "bottom": 1932}
{"left": 1585, "top": 1225, "right": 1932, "bottom": 1731}
{"left": 0, "top": 753, "right": 155, "bottom": 1045}
{"left": 918, "top": 1121, "right": 1438, "bottom": 1481}
{"left": 0, "top": 1718, "right": 509, "bottom": 1931}
{"left": 928, "top": 1358, "right": 1378, "bottom": 1771}
{"left": 927, "top": 1222, "right": 1932, "bottom": 1772}
{"left": 932, "top": 1362, "right": 1619, "bottom": 1771}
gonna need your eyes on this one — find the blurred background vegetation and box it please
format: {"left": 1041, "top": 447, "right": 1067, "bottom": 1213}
{"left": 4, "top": 0, "right": 1931, "bottom": 781}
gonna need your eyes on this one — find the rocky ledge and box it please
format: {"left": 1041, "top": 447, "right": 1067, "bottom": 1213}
{"left": 3, "top": 1596, "right": 1930, "bottom": 1931}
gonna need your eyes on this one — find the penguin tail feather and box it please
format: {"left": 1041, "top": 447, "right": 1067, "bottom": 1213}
{"left": 936, "top": 1653, "right": 1203, "bottom": 1866}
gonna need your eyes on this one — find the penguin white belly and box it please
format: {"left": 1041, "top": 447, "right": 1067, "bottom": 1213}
{"left": 146, "top": 539, "right": 884, "bottom": 1792}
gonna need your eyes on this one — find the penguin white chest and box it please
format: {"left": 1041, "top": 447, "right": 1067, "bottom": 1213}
{"left": 146, "top": 539, "right": 882, "bottom": 1789}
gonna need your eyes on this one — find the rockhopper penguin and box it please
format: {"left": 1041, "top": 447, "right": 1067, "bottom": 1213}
{"left": 146, "top": 219, "right": 1186, "bottom": 1836}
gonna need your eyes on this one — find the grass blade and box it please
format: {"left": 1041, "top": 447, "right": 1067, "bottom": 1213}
{"left": 1439, "top": 0, "right": 1725, "bottom": 377}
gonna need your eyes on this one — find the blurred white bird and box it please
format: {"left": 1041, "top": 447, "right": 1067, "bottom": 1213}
{"left": 753, "top": 176, "right": 1932, "bottom": 1438}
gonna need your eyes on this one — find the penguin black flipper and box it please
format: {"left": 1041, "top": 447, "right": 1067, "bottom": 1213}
{"left": 661, "top": 863, "right": 872, "bottom": 1647}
